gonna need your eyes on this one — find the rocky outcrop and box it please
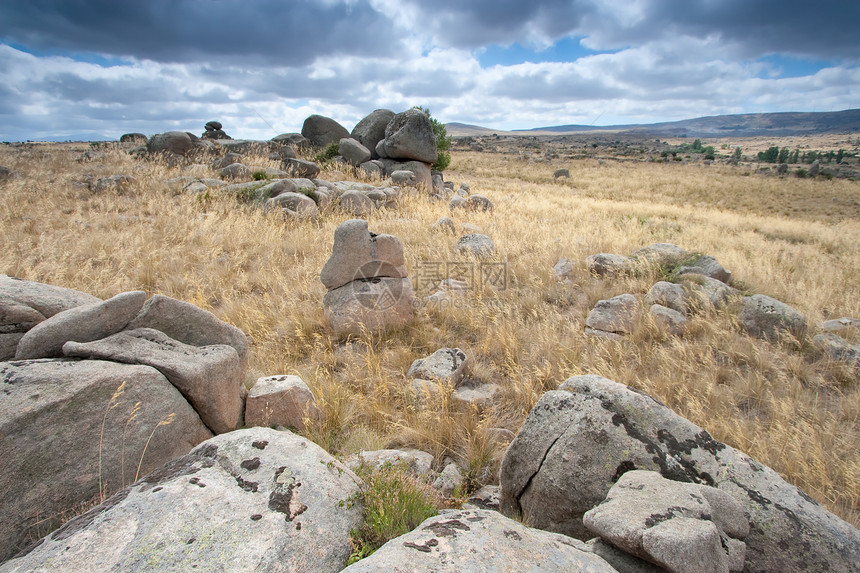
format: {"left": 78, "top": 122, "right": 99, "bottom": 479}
{"left": 377, "top": 108, "right": 437, "bottom": 164}
{"left": 586, "top": 254, "right": 632, "bottom": 277}
{"left": 320, "top": 220, "right": 415, "bottom": 335}
{"left": 301, "top": 114, "right": 349, "bottom": 147}
{"left": 351, "top": 109, "right": 395, "bottom": 159}
{"left": 146, "top": 131, "right": 197, "bottom": 156}
{"left": 499, "top": 375, "right": 860, "bottom": 573}
{"left": 340, "top": 509, "right": 619, "bottom": 573}
{"left": 2, "top": 428, "right": 363, "bottom": 573}
{"left": 0, "top": 359, "right": 212, "bottom": 562}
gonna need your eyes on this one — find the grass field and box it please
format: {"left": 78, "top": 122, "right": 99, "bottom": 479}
{"left": 1, "top": 140, "right": 858, "bottom": 526}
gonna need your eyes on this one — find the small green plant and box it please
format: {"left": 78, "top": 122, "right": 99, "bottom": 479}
{"left": 252, "top": 171, "right": 269, "bottom": 181}
{"left": 314, "top": 141, "right": 340, "bottom": 164}
{"left": 345, "top": 461, "right": 442, "bottom": 564}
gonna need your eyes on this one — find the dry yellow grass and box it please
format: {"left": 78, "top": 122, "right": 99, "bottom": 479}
{"left": 1, "top": 140, "right": 858, "bottom": 526}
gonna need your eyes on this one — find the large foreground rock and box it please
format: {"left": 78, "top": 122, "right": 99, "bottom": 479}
{"left": 0, "top": 359, "right": 212, "bottom": 562}
{"left": 2, "top": 428, "right": 363, "bottom": 573}
{"left": 63, "top": 328, "right": 243, "bottom": 434}
{"left": 499, "top": 375, "right": 860, "bottom": 573}
{"left": 379, "top": 108, "right": 437, "bottom": 164}
{"left": 340, "top": 509, "right": 618, "bottom": 573}
{"left": 301, "top": 114, "right": 349, "bottom": 147}
{"left": 0, "top": 276, "right": 101, "bottom": 360}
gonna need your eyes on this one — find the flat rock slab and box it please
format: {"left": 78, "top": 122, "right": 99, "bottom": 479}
{"left": 14, "top": 291, "right": 146, "bottom": 359}
{"left": 126, "top": 294, "right": 249, "bottom": 373}
{"left": 339, "top": 509, "right": 619, "bottom": 573}
{"left": 2, "top": 428, "right": 363, "bottom": 573}
{"left": 0, "top": 358, "right": 212, "bottom": 562}
{"left": 499, "top": 375, "right": 860, "bottom": 573}
{"left": 320, "top": 219, "right": 408, "bottom": 291}
{"left": 63, "top": 328, "right": 242, "bottom": 435}
{"left": 0, "top": 275, "right": 100, "bottom": 327}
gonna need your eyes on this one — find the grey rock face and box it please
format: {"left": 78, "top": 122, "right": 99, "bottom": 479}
{"left": 586, "top": 253, "right": 632, "bottom": 277}
{"left": 301, "top": 114, "right": 350, "bottom": 147}
{"left": 645, "top": 281, "right": 687, "bottom": 314}
{"left": 0, "top": 276, "right": 101, "bottom": 359}
{"left": 739, "top": 294, "right": 807, "bottom": 340}
{"left": 813, "top": 333, "right": 860, "bottom": 366}
{"left": 631, "top": 243, "right": 688, "bottom": 269}
{"left": 383, "top": 159, "right": 432, "bottom": 191}
{"left": 407, "top": 347, "right": 469, "bottom": 386}
{"left": 220, "top": 162, "right": 252, "bottom": 180}
{"left": 265, "top": 191, "right": 320, "bottom": 219}
{"left": 499, "top": 376, "right": 860, "bottom": 573}
{"left": 126, "top": 294, "right": 249, "bottom": 374}
{"left": 432, "top": 216, "right": 456, "bottom": 234}
{"left": 432, "top": 463, "right": 464, "bottom": 497}
{"left": 2, "top": 428, "right": 363, "bottom": 573}
{"left": 147, "top": 131, "right": 194, "bottom": 156}
{"left": 821, "top": 317, "right": 860, "bottom": 334}
{"left": 337, "top": 189, "right": 375, "bottom": 216}
{"left": 0, "top": 359, "right": 212, "bottom": 562}
{"left": 348, "top": 448, "right": 434, "bottom": 476}
{"left": 583, "top": 470, "right": 748, "bottom": 573}
{"left": 676, "top": 254, "right": 732, "bottom": 284}
{"left": 338, "top": 137, "right": 372, "bottom": 167}
{"left": 585, "top": 294, "right": 639, "bottom": 335}
{"left": 284, "top": 158, "right": 321, "bottom": 179}
{"left": 455, "top": 233, "right": 497, "bottom": 257}
{"left": 553, "top": 258, "right": 574, "bottom": 282}
{"left": 340, "top": 509, "right": 618, "bottom": 573}
{"left": 245, "top": 375, "right": 322, "bottom": 430}
{"left": 320, "top": 219, "right": 407, "bottom": 291}
{"left": 679, "top": 273, "right": 738, "bottom": 311}
{"left": 380, "top": 108, "right": 437, "bottom": 164}
{"left": 63, "top": 328, "right": 243, "bottom": 435}
{"left": 554, "top": 168, "right": 571, "bottom": 178}
{"left": 15, "top": 291, "right": 146, "bottom": 359}
{"left": 649, "top": 303, "right": 687, "bottom": 335}
{"left": 322, "top": 277, "right": 416, "bottom": 335}
{"left": 351, "top": 109, "right": 395, "bottom": 158}
{"left": 465, "top": 194, "right": 494, "bottom": 211}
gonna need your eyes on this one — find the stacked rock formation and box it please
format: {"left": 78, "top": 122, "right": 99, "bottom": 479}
{"left": 320, "top": 219, "right": 416, "bottom": 335}
{"left": 202, "top": 120, "right": 231, "bottom": 140}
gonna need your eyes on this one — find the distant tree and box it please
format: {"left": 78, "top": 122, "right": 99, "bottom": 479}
{"left": 790, "top": 149, "right": 799, "bottom": 164}
{"left": 777, "top": 147, "right": 790, "bottom": 164}
{"left": 836, "top": 149, "right": 845, "bottom": 163}
{"left": 412, "top": 106, "right": 452, "bottom": 171}
{"left": 692, "top": 138, "right": 703, "bottom": 151}
{"left": 732, "top": 147, "right": 742, "bottom": 159}
{"left": 758, "top": 146, "right": 780, "bottom": 163}
{"left": 703, "top": 146, "right": 716, "bottom": 160}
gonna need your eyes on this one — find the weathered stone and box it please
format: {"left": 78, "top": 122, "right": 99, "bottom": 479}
{"left": 650, "top": 304, "right": 687, "bottom": 335}
{"left": 351, "top": 109, "right": 395, "bottom": 159}
{"left": 256, "top": 178, "right": 297, "bottom": 199}
{"left": 645, "top": 281, "right": 687, "bottom": 314}
{"left": 323, "top": 278, "right": 416, "bottom": 335}
{"left": 338, "top": 138, "right": 372, "bottom": 167}
{"left": 245, "top": 375, "right": 321, "bottom": 430}
{"left": 821, "top": 317, "right": 860, "bottom": 334}
{"left": 63, "top": 328, "right": 242, "bottom": 434}
{"left": 301, "top": 114, "right": 350, "bottom": 147}
{"left": 465, "top": 194, "right": 494, "bottom": 212}
{"left": 407, "top": 347, "right": 469, "bottom": 386}
{"left": 585, "top": 538, "right": 666, "bottom": 573}
{"left": 679, "top": 274, "right": 738, "bottom": 311}
{"left": 147, "top": 131, "right": 194, "bottom": 156}
{"left": 432, "top": 463, "right": 464, "bottom": 497}
{"left": 339, "top": 509, "right": 618, "bottom": 573}
{"left": 126, "top": 294, "right": 249, "bottom": 373}
{"left": 91, "top": 174, "right": 135, "bottom": 192}
{"left": 585, "top": 294, "right": 639, "bottom": 335}
{"left": 813, "top": 333, "right": 860, "bottom": 366}
{"left": 553, "top": 168, "right": 570, "bottom": 178}
{"left": 586, "top": 253, "right": 632, "bottom": 277}
{"left": 449, "top": 195, "right": 467, "bottom": 210}
{"left": 452, "top": 383, "right": 500, "bottom": 408}
{"left": 15, "top": 291, "right": 146, "bottom": 359}
{"left": 382, "top": 160, "right": 432, "bottom": 191}
{"left": 264, "top": 192, "right": 319, "bottom": 219}
{"left": 455, "top": 233, "right": 496, "bottom": 257}
{"left": 500, "top": 376, "right": 860, "bottom": 572}
{"left": 0, "top": 359, "right": 212, "bottom": 562}
{"left": 284, "top": 158, "right": 321, "bottom": 179}
{"left": 631, "top": 243, "right": 688, "bottom": 269}
{"left": 583, "top": 470, "right": 748, "bottom": 573}
{"left": 432, "top": 216, "right": 456, "bottom": 234}
{"left": 380, "top": 108, "right": 437, "bottom": 164}
{"left": 462, "top": 485, "right": 501, "bottom": 511}
{"left": 739, "top": 294, "right": 807, "bottom": 340}
{"left": 348, "top": 449, "right": 434, "bottom": 476}
{"left": 320, "top": 219, "right": 407, "bottom": 291}
{"left": 220, "top": 162, "right": 252, "bottom": 180}
{"left": 2, "top": 428, "right": 362, "bottom": 573}
{"left": 676, "top": 254, "right": 732, "bottom": 284}
{"left": 337, "top": 190, "right": 375, "bottom": 216}
{"left": 119, "top": 133, "right": 147, "bottom": 144}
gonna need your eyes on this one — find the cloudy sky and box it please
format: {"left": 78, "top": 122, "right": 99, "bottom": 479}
{"left": 1, "top": 0, "right": 858, "bottom": 141}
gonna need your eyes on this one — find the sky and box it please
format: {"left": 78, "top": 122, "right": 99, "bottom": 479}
{"left": 1, "top": 0, "right": 858, "bottom": 142}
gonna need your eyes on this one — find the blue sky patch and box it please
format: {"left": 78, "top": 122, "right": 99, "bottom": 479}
{"left": 477, "top": 36, "right": 614, "bottom": 67}
{"left": 754, "top": 53, "right": 832, "bottom": 78}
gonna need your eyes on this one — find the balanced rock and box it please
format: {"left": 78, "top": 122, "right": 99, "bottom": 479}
{"left": 62, "top": 328, "right": 243, "bottom": 435}
{"left": 320, "top": 219, "right": 407, "bottom": 291}
{"left": 2, "top": 428, "right": 363, "bottom": 573}
{"left": 245, "top": 375, "right": 321, "bottom": 430}
{"left": 340, "top": 509, "right": 618, "bottom": 573}
{"left": 499, "top": 375, "right": 860, "bottom": 572}
{"left": 379, "top": 108, "right": 437, "bottom": 164}
{"left": 0, "top": 359, "right": 212, "bottom": 562}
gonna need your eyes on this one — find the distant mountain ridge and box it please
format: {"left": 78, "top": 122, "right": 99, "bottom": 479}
{"left": 447, "top": 109, "right": 860, "bottom": 138}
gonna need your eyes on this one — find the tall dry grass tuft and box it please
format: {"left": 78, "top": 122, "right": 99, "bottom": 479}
{"left": 1, "top": 141, "right": 858, "bottom": 525}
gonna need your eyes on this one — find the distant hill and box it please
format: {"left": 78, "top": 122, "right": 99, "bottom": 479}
{"left": 447, "top": 109, "right": 860, "bottom": 138}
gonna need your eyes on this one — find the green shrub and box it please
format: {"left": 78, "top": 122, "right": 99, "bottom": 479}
{"left": 252, "top": 171, "right": 269, "bottom": 181}
{"left": 344, "top": 461, "right": 442, "bottom": 564}
{"left": 412, "top": 106, "right": 452, "bottom": 171}
{"left": 314, "top": 141, "right": 340, "bottom": 164}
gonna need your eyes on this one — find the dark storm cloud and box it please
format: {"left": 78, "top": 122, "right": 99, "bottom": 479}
{"left": 0, "top": 0, "right": 403, "bottom": 65}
